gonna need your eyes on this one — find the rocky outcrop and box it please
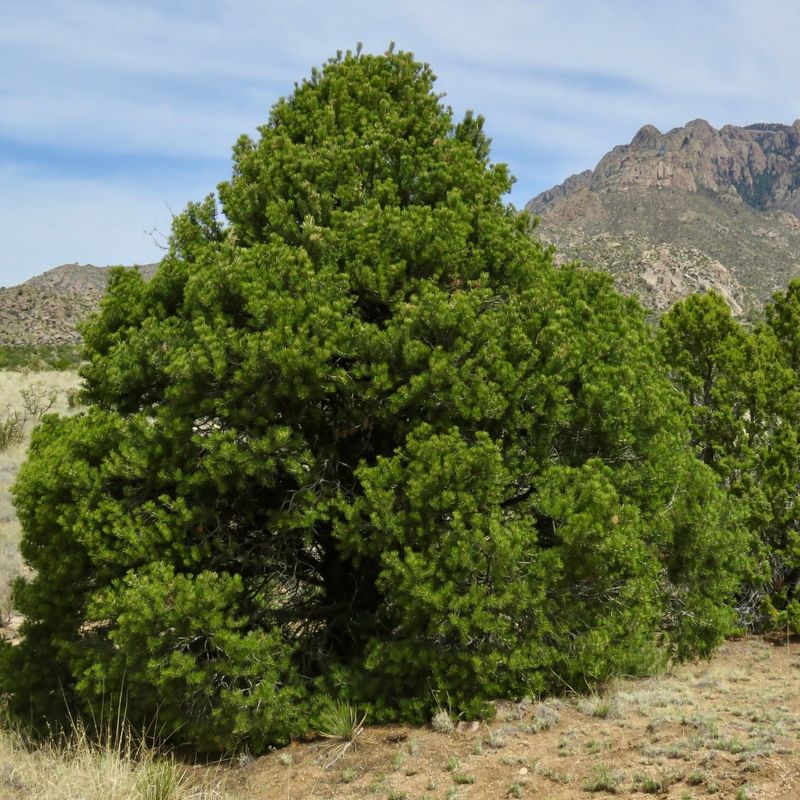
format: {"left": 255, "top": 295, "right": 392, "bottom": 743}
{"left": 22, "top": 262, "right": 157, "bottom": 295}
{"left": 527, "top": 120, "right": 800, "bottom": 315}
{"left": 533, "top": 119, "right": 800, "bottom": 212}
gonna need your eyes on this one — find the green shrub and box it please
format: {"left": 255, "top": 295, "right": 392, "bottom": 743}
{"left": 659, "top": 286, "right": 800, "bottom": 630}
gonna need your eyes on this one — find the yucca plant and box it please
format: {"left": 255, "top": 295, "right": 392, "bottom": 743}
{"left": 318, "top": 700, "right": 367, "bottom": 767}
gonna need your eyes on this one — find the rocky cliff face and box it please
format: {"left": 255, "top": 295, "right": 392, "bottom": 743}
{"left": 528, "top": 120, "right": 800, "bottom": 315}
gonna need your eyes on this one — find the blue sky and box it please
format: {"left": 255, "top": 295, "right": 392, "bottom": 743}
{"left": 2, "top": 0, "right": 800, "bottom": 286}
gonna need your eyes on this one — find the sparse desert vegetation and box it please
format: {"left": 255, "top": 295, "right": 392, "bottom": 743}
{"left": 0, "top": 370, "right": 82, "bottom": 635}
{"left": 10, "top": 636, "right": 791, "bottom": 800}
{"left": 0, "top": 717, "right": 237, "bottom": 800}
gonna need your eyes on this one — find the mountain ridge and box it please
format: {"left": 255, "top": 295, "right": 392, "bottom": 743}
{"left": 527, "top": 118, "right": 800, "bottom": 315}
{"left": 531, "top": 118, "right": 800, "bottom": 213}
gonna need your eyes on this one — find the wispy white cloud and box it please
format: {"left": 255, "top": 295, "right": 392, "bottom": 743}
{"left": 2, "top": 0, "right": 800, "bottom": 283}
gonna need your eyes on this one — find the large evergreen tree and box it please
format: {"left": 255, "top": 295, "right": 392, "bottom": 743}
{"left": 1, "top": 49, "right": 747, "bottom": 751}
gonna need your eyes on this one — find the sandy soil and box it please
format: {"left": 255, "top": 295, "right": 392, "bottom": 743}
{"left": 215, "top": 637, "right": 800, "bottom": 800}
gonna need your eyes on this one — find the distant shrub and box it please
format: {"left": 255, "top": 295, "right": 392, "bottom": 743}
{"left": 0, "top": 407, "right": 25, "bottom": 452}
{"left": 20, "top": 383, "right": 59, "bottom": 420}
{"left": 0, "top": 344, "right": 82, "bottom": 371}
{"left": 64, "top": 386, "right": 83, "bottom": 409}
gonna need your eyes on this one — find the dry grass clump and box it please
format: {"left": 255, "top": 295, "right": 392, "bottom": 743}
{"left": 430, "top": 709, "right": 454, "bottom": 735}
{"left": 529, "top": 701, "right": 561, "bottom": 732}
{"left": 577, "top": 690, "right": 618, "bottom": 719}
{"left": 0, "top": 721, "right": 235, "bottom": 800}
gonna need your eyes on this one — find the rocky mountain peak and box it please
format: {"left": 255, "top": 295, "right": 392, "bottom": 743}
{"left": 0, "top": 262, "right": 158, "bottom": 348}
{"left": 630, "top": 124, "right": 662, "bottom": 147}
{"left": 532, "top": 119, "right": 800, "bottom": 217}
{"left": 526, "top": 119, "right": 800, "bottom": 316}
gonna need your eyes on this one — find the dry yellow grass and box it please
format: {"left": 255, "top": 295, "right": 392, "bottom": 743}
{"left": 0, "top": 722, "right": 237, "bottom": 800}
{"left": 2, "top": 639, "right": 798, "bottom": 799}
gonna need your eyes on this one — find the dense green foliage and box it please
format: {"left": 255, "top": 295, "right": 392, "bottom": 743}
{"left": 1, "top": 50, "right": 748, "bottom": 752}
{"left": 658, "top": 288, "right": 800, "bottom": 630}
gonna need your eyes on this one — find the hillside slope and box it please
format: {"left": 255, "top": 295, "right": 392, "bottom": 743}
{"left": 0, "top": 263, "right": 157, "bottom": 347}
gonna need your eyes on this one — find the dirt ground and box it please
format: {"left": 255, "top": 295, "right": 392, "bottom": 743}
{"left": 213, "top": 637, "right": 800, "bottom": 800}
